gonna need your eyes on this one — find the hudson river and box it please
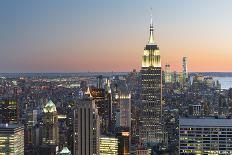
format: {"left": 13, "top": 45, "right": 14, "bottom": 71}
{"left": 214, "top": 77, "right": 232, "bottom": 90}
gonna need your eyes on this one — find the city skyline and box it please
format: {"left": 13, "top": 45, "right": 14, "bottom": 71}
{"left": 1, "top": 0, "right": 232, "bottom": 72}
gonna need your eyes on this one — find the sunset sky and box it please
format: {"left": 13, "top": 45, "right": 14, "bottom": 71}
{"left": 1, "top": 0, "right": 232, "bottom": 72}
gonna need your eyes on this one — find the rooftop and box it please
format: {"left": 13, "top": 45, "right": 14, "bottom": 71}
{"left": 43, "top": 100, "right": 57, "bottom": 113}
{"left": 180, "top": 117, "right": 232, "bottom": 127}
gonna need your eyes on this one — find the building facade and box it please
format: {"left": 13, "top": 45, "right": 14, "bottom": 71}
{"left": 179, "top": 118, "right": 232, "bottom": 154}
{"left": 182, "top": 57, "right": 188, "bottom": 83}
{"left": 0, "top": 97, "right": 18, "bottom": 124}
{"left": 99, "top": 137, "right": 118, "bottom": 155}
{"left": 0, "top": 124, "right": 24, "bottom": 155}
{"left": 140, "top": 19, "right": 163, "bottom": 143}
{"left": 74, "top": 98, "right": 100, "bottom": 155}
{"left": 42, "top": 100, "right": 59, "bottom": 145}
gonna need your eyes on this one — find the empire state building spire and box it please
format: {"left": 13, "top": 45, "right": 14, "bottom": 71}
{"left": 148, "top": 9, "right": 155, "bottom": 44}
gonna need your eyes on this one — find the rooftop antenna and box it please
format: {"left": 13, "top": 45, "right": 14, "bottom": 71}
{"left": 150, "top": 7, "right": 153, "bottom": 26}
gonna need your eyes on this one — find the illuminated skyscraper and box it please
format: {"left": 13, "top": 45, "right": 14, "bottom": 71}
{"left": 120, "top": 92, "right": 131, "bottom": 128}
{"left": 140, "top": 18, "right": 163, "bottom": 143}
{"left": 42, "top": 100, "right": 59, "bottom": 145}
{"left": 182, "top": 57, "right": 188, "bottom": 82}
{"left": 0, "top": 124, "right": 24, "bottom": 155}
{"left": 89, "top": 87, "right": 112, "bottom": 135}
{"left": 164, "top": 64, "right": 171, "bottom": 83}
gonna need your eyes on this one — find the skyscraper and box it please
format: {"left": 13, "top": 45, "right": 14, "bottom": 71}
{"left": 140, "top": 19, "right": 163, "bottom": 143}
{"left": 42, "top": 100, "right": 59, "bottom": 145}
{"left": 0, "top": 97, "right": 18, "bottom": 124}
{"left": 74, "top": 98, "right": 100, "bottom": 155}
{"left": 164, "top": 64, "right": 171, "bottom": 83}
{"left": 182, "top": 57, "right": 188, "bottom": 82}
{"left": 89, "top": 87, "right": 112, "bottom": 135}
{"left": 116, "top": 130, "right": 130, "bottom": 155}
{"left": 120, "top": 92, "right": 131, "bottom": 128}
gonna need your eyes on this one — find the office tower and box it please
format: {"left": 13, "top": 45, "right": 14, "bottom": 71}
{"left": 164, "top": 64, "right": 172, "bottom": 83}
{"left": 179, "top": 117, "right": 232, "bottom": 154}
{"left": 140, "top": 18, "right": 163, "bottom": 143}
{"left": 99, "top": 137, "right": 118, "bottom": 155}
{"left": 80, "top": 80, "right": 88, "bottom": 92}
{"left": 218, "top": 94, "right": 228, "bottom": 116}
{"left": 116, "top": 129, "right": 130, "bottom": 155}
{"left": 97, "top": 75, "right": 103, "bottom": 89}
{"left": 120, "top": 93, "right": 131, "bottom": 128}
{"left": 0, "top": 124, "right": 24, "bottom": 155}
{"left": 89, "top": 87, "right": 112, "bottom": 135}
{"left": 0, "top": 97, "right": 18, "bottom": 124}
{"left": 228, "top": 88, "right": 232, "bottom": 115}
{"left": 182, "top": 57, "right": 188, "bottom": 82}
{"left": 74, "top": 98, "right": 100, "bottom": 155}
{"left": 42, "top": 100, "right": 59, "bottom": 145}
{"left": 24, "top": 109, "right": 39, "bottom": 154}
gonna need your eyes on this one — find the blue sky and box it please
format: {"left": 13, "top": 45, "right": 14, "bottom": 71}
{"left": 1, "top": 0, "right": 232, "bottom": 72}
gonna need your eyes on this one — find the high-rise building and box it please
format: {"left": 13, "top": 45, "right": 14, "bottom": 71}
{"left": 39, "top": 100, "right": 59, "bottom": 155}
{"left": 140, "top": 18, "right": 163, "bottom": 143}
{"left": 0, "top": 97, "right": 18, "bottom": 124}
{"left": 120, "top": 93, "right": 131, "bottom": 128}
{"left": 228, "top": 88, "right": 232, "bottom": 115}
{"left": 0, "top": 124, "right": 24, "bottom": 155}
{"left": 182, "top": 57, "right": 188, "bottom": 82}
{"left": 116, "top": 129, "right": 130, "bottom": 155}
{"left": 97, "top": 75, "right": 103, "bottom": 89}
{"left": 99, "top": 137, "right": 118, "bottom": 155}
{"left": 74, "top": 98, "right": 100, "bottom": 155}
{"left": 89, "top": 87, "right": 112, "bottom": 135}
{"left": 179, "top": 118, "right": 232, "bottom": 154}
{"left": 164, "top": 64, "right": 172, "bottom": 83}
{"left": 42, "top": 100, "right": 59, "bottom": 145}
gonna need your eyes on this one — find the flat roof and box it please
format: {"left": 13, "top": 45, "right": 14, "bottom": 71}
{"left": 180, "top": 117, "right": 232, "bottom": 127}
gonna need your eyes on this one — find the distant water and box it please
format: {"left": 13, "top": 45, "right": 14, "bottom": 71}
{"left": 214, "top": 77, "right": 232, "bottom": 90}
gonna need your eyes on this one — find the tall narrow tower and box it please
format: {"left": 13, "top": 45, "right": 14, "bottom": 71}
{"left": 182, "top": 57, "right": 188, "bottom": 82}
{"left": 140, "top": 18, "right": 163, "bottom": 144}
{"left": 42, "top": 100, "right": 59, "bottom": 145}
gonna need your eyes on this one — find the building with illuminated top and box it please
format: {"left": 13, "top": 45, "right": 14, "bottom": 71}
{"left": 42, "top": 100, "right": 59, "bottom": 145}
{"left": 140, "top": 18, "right": 163, "bottom": 143}
{"left": 100, "top": 137, "right": 118, "bottom": 155}
{"left": 179, "top": 117, "right": 232, "bottom": 154}
{"left": 116, "top": 129, "right": 130, "bottom": 155}
{"left": 0, "top": 124, "right": 24, "bottom": 155}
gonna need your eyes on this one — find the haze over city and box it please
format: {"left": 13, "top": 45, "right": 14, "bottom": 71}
{"left": 1, "top": 0, "right": 232, "bottom": 72}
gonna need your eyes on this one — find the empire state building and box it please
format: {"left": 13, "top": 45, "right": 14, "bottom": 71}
{"left": 140, "top": 19, "right": 163, "bottom": 144}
